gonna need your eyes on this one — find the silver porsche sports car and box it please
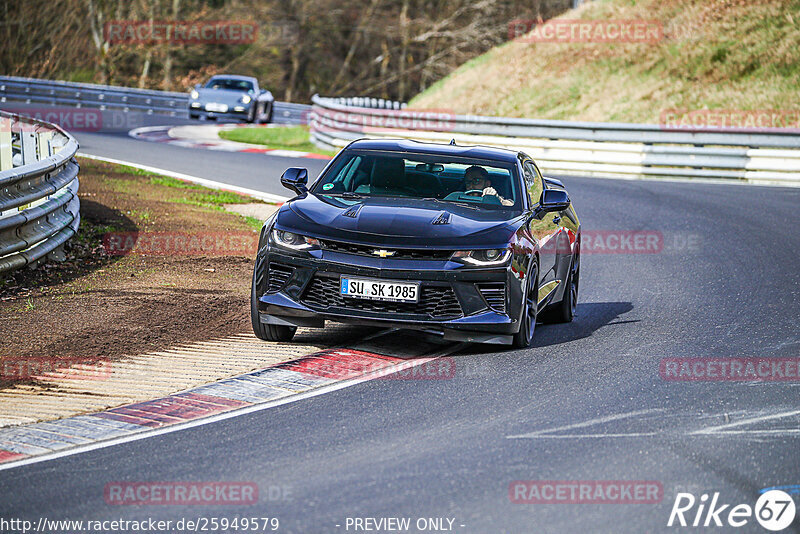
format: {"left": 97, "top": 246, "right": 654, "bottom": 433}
{"left": 188, "top": 74, "right": 274, "bottom": 123}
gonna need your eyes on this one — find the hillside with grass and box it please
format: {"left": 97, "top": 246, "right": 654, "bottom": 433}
{"left": 409, "top": 0, "right": 800, "bottom": 124}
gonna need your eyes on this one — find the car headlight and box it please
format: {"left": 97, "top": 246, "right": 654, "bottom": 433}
{"left": 190, "top": 90, "right": 199, "bottom": 99}
{"left": 270, "top": 229, "right": 319, "bottom": 251}
{"left": 241, "top": 95, "right": 252, "bottom": 104}
{"left": 452, "top": 249, "right": 511, "bottom": 266}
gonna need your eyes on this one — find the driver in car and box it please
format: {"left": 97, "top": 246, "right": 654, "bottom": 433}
{"left": 464, "top": 166, "right": 513, "bottom": 206}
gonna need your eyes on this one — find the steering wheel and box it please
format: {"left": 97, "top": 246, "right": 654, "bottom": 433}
{"left": 464, "top": 189, "right": 484, "bottom": 197}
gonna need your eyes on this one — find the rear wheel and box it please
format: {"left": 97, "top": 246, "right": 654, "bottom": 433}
{"left": 541, "top": 251, "right": 579, "bottom": 324}
{"left": 250, "top": 261, "right": 296, "bottom": 342}
{"left": 512, "top": 264, "right": 538, "bottom": 348}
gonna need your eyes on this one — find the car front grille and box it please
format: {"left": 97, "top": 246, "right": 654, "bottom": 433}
{"left": 267, "top": 263, "right": 294, "bottom": 293}
{"left": 300, "top": 275, "right": 463, "bottom": 320}
{"left": 318, "top": 239, "right": 453, "bottom": 261}
{"left": 477, "top": 282, "right": 506, "bottom": 312}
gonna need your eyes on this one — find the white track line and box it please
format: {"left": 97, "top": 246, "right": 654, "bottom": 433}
{"left": 77, "top": 153, "right": 289, "bottom": 204}
{"left": 506, "top": 409, "right": 665, "bottom": 439}
{"left": 691, "top": 409, "right": 800, "bottom": 435}
{"left": 0, "top": 342, "right": 466, "bottom": 472}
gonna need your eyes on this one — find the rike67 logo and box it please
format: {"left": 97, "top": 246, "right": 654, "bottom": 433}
{"left": 668, "top": 490, "right": 796, "bottom": 531}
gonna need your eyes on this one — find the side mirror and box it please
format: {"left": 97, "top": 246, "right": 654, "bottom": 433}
{"left": 281, "top": 167, "right": 308, "bottom": 195}
{"left": 543, "top": 176, "right": 565, "bottom": 189}
{"left": 538, "top": 189, "right": 570, "bottom": 213}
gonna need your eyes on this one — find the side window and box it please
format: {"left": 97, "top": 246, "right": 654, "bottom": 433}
{"left": 524, "top": 161, "right": 544, "bottom": 207}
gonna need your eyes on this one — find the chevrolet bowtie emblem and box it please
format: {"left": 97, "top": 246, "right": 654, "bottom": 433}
{"left": 373, "top": 249, "right": 396, "bottom": 258}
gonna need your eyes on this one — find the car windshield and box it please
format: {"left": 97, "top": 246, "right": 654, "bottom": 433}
{"left": 313, "top": 151, "right": 520, "bottom": 209}
{"left": 205, "top": 78, "right": 254, "bottom": 92}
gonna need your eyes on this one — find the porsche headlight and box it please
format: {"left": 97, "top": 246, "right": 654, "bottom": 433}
{"left": 452, "top": 249, "right": 511, "bottom": 266}
{"left": 190, "top": 90, "right": 199, "bottom": 99}
{"left": 241, "top": 94, "right": 252, "bottom": 104}
{"left": 270, "top": 229, "right": 318, "bottom": 251}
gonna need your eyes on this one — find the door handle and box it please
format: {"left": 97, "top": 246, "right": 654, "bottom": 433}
{"left": 552, "top": 215, "right": 561, "bottom": 224}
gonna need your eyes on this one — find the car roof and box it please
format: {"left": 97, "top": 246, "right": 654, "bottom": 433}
{"left": 345, "top": 138, "right": 521, "bottom": 164}
{"left": 207, "top": 74, "right": 257, "bottom": 83}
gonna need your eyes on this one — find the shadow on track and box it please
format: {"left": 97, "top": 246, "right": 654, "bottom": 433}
{"left": 421, "top": 301, "right": 635, "bottom": 357}
{"left": 532, "top": 301, "right": 635, "bottom": 348}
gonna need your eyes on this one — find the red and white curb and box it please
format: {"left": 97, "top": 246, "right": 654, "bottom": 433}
{"left": 0, "top": 345, "right": 460, "bottom": 470}
{"left": 129, "top": 124, "right": 330, "bottom": 160}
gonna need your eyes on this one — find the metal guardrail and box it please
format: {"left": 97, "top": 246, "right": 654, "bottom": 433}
{"left": 326, "top": 97, "right": 407, "bottom": 111}
{"left": 0, "top": 111, "right": 80, "bottom": 273}
{"left": 0, "top": 76, "right": 310, "bottom": 124}
{"left": 309, "top": 95, "right": 800, "bottom": 185}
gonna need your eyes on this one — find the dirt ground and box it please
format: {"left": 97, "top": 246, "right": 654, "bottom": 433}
{"left": 0, "top": 158, "right": 271, "bottom": 387}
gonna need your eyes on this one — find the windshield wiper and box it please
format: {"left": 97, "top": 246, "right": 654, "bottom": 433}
{"left": 325, "top": 192, "right": 364, "bottom": 199}
{"left": 418, "top": 197, "right": 481, "bottom": 210}
{"left": 443, "top": 199, "right": 481, "bottom": 209}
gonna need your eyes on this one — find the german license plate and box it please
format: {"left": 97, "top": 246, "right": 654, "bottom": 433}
{"left": 340, "top": 277, "right": 419, "bottom": 303}
{"left": 205, "top": 102, "right": 228, "bottom": 112}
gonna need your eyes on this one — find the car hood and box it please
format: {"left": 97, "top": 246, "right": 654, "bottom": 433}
{"left": 276, "top": 194, "right": 521, "bottom": 248}
{"left": 196, "top": 88, "right": 249, "bottom": 105}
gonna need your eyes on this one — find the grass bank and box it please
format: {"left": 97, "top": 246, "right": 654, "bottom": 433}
{"left": 410, "top": 0, "right": 800, "bottom": 124}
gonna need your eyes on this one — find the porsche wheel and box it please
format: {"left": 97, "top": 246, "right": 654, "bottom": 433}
{"left": 265, "top": 102, "right": 274, "bottom": 124}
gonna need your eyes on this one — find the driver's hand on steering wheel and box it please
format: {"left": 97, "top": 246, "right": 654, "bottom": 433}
{"left": 483, "top": 186, "right": 513, "bottom": 205}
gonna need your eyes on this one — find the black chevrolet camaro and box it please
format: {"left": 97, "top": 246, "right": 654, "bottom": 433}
{"left": 251, "top": 139, "right": 580, "bottom": 347}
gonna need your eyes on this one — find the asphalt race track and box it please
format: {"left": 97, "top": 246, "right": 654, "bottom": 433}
{"left": 78, "top": 129, "right": 330, "bottom": 195}
{"left": 2, "top": 126, "right": 799, "bottom": 533}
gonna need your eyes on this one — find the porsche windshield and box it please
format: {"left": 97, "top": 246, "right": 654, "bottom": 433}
{"left": 313, "top": 151, "right": 521, "bottom": 209}
{"left": 205, "top": 78, "right": 254, "bottom": 92}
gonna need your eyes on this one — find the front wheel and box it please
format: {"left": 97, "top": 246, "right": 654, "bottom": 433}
{"left": 264, "top": 102, "right": 274, "bottom": 124}
{"left": 512, "top": 264, "right": 538, "bottom": 348}
{"left": 251, "top": 262, "right": 296, "bottom": 342}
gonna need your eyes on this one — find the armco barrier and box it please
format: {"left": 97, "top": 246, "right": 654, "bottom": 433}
{"left": 0, "top": 76, "right": 310, "bottom": 125}
{"left": 0, "top": 110, "right": 80, "bottom": 273}
{"left": 309, "top": 95, "right": 800, "bottom": 185}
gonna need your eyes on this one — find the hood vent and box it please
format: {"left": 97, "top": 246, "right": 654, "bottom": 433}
{"left": 341, "top": 204, "right": 363, "bottom": 218}
{"left": 431, "top": 211, "right": 452, "bottom": 225}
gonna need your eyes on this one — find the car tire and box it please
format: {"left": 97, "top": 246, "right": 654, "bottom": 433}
{"left": 265, "top": 102, "right": 274, "bottom": 124}
{"left": 540, "top": 251, "right": 579, "bottom": 324}
{"left": 512, "top": 263, "right": 538, "bottom": 348}
{"left": 250, "top": 261, "right": 296, "bottom": 342}
{"left": 247, "top": 105, "right": 256, "bottom": 124}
